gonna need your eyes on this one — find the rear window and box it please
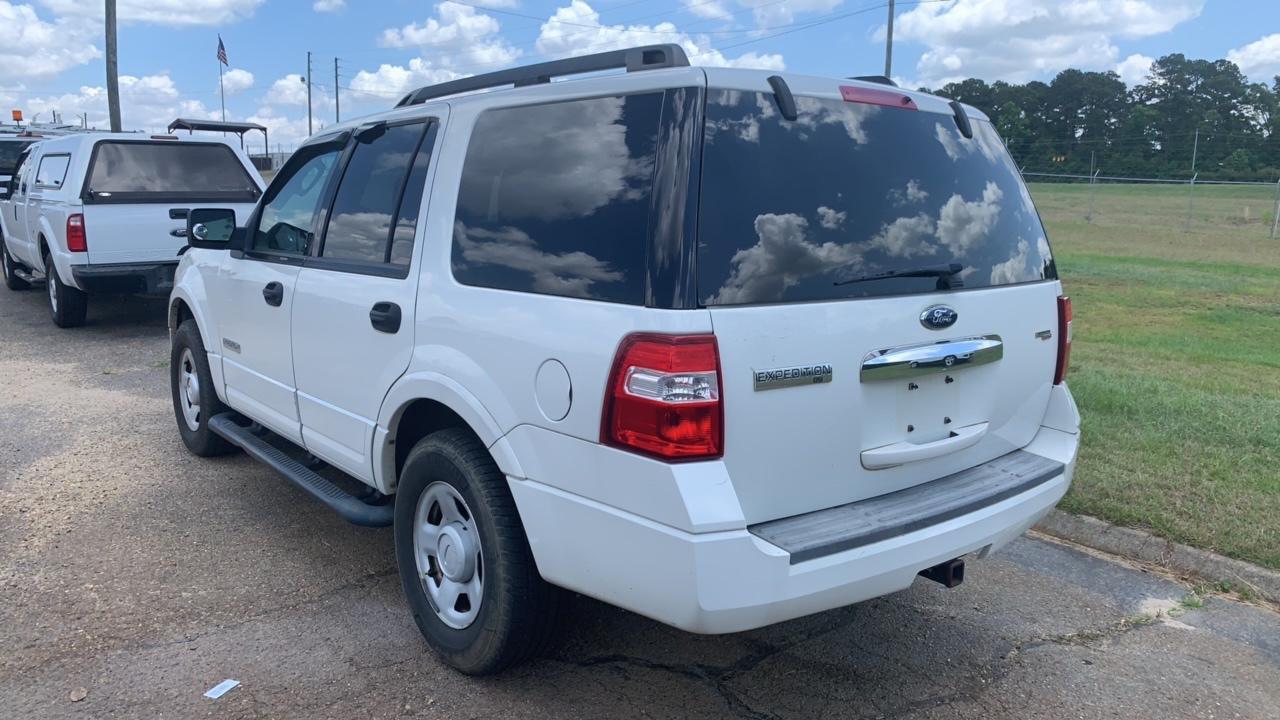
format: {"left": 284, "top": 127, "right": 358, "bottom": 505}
{"left": 697, "top": 90, "right": 1055, "bottom": 306}
{"left": 0, "top": 140, "right": 35, "bottom": 174}
{"left": 450, "top": 92, "right": 664, "bottom": 304}
{"left": 85, "top": 141, "right": 259, "bottom": 203}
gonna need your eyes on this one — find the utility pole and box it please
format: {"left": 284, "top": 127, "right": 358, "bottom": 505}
{"left": 306, "top": 51, "right": 314, "bottom": 136}
{"left": 105, "top": 0, "right": 122, "bottom": 132}
{"left": 334, "top": 57, "right": 341, "bottom": 124}
{"left": 883, "top": 0, "right": 895, "bottom": 78}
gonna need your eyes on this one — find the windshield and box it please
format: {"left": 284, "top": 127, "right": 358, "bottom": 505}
{"left": 86, "top": 141, "right": 259, "bottom": 202}
{"left": 696, "top": 90, "right": 1056, "bottom": 306}
{"left": 0, "top": 140, "right": 36, "bottom": 174}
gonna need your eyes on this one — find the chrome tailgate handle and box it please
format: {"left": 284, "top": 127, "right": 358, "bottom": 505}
{"left": 861, "top": 335, "right": 1003, "bottom": 381}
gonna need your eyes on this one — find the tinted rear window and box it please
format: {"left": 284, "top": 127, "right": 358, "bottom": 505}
{"left": 86, "top": 141, "right": 259, "bottom": 202}
{"left": 0, "top": 140, "right": 35, "bottom": 173}
{"left": 697, "top": 90, "right": 1055, "bottom": 306}
{"left": 450, "top": 92, "right": 663, "bottom": 304}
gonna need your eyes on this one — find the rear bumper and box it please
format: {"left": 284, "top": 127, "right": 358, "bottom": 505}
{"left": 509, "top": 423, "right": 1077, "bottom": 634}
{"left": 71, "top": 261, "right": 178, "bottom": 295}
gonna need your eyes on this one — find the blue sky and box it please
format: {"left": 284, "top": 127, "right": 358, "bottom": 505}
{"left": 2, "top": 1, "right": 1278, "bottom": 147}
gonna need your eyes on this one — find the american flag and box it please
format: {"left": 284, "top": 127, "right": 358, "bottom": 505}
{"left": 217, "top": 36, "right": 228, "bottom": 66}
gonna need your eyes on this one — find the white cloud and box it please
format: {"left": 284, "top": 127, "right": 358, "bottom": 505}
{"left": 744, "top": 0, "right": 841, "bottom": 28}
{"left": 41, "top": 0, "right": 264, "bottom": 26}
{"left": 937, "top": 182, "right": 1003, "bottom": 257}
{"left": 19, "top": 73, "right": 216, "bottom": 132}
{"left": 681, "top": 0, "right": 732, "bottom": 21}
{"left": 0, "top": 2, "right": 99, "bottom": 83}
{"left": 454, "top": 222, "right": 623, "bottom": 299}
{"left": 1227, "top": 34, "right": 1280, "bottom": 83}
{"left": 871, "top": 213, "right": 937, "bottom": 258}
{"left": 221, "top": 68, "right": 254, "bottom": 96}
{"left": 536, "top": 1, "right": 784, "bottom": 70}
{"left": 1115, "top": 54, "right": 1154, "bottom": 86}
{"left": 267, "top": 74, "right": 311, "bottom": 106}
{"left": 313, "top": 0, "right": 344, "bottom": 11}
{"left": 245, "top": 107, "right": 312, "bottom": 148}
{"left": 709, "top": 213, "right": 860, "bottom": 304}
{"left": 351, "top": 1, "right": 521, "bottom": 101}
{"left": 891, "top": 0, "right": 1203, "bottom": 86}
{"left": 889, "top": 179, "right": 928, "bottom": 206}
{"left": 817, "top": 206, "right": 846, "bottom": 230}
{"left": 990, "top": 238, "right": 1031, "bottom": 285}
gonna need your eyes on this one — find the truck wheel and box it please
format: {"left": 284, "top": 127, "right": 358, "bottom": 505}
{"left": 44, "top": 253, "right": 87, "bottom": 328}
{"left": 394, "top": 428, "right": 562, "bottom": 675}
{"left": 2, "top": 238, "right": 29, "bottom": 290}
{"left": 170, "top": 319, "right": 232, "bottom": 457}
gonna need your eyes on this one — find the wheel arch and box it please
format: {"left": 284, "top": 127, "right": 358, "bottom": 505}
{"left": 376, "top": 373, "right": 524, "bottom": 495}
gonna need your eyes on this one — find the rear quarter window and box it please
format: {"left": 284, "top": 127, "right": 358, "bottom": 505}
{"left": 450, "top": 92, "right": 664, "bottom": 304}
{"left": 35, "top": 154, "right": 71, "bottom": 189}
{"left": 697, "top": 90, "right": 1055, "bottom": 306}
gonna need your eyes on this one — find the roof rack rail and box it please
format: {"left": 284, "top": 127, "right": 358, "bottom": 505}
{"left": 849, "top": 75, "right": 898, "bottom": 87}
{"left": 396, "top": 44, "right": 690, "bottom": 107}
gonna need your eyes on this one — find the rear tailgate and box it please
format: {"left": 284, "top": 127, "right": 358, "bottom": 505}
{"left": 698, "top": 73, "right": 1062, "bottom": 524}
{"left": 80, "top": 139, "right": 261, "bottom": 264}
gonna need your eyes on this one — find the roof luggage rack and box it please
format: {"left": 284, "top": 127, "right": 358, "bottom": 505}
{"left": 396, "top": 43, "right": 690, "bottom": 107}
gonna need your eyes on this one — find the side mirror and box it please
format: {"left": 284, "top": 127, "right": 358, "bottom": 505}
{"left": 187, "top": 208, "right": 237, "bottom": 249}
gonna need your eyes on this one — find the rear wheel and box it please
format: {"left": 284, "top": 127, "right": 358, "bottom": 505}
{"left": 1, "top": 238, "right": 28, "bottom": 290}
{"left": 394, "top": 428, "right": 561, "bottom": 675}
{"left": 170, "top": 319, "right": 232, "bottom": 457}
{"left": 44, "top": 252, "right": 87, "bottom": 328}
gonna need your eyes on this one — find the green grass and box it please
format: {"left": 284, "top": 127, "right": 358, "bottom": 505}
{"left": 1030, "top": 182, "right": 1280, "bottom": 569}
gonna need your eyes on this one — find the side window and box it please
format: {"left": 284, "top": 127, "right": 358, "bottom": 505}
{"left": 35, "top": 155, "right": 71, "bottom": 189}
{"left": 319, "top": 121, "right": 433, "bottom": 267}
{"left": 389, "top": 125, "right": 438, "bottom": 266}
{"left": 450, "top": 92, "right": 663, "bottom": 304}
{"left": 253, "top": 144, "right": 342, "bottom": 255}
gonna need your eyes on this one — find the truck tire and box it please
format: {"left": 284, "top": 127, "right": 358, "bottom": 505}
{"left": 2, "top": 238, "right": 29, "bottom": 290}
{"left": 44, "top": 252, "right": 88, "bottom": 328}
{"left": 394, "top": 428, "right": 562, "bottom": 675}
{"left": 170, "top": 319, "right": 233, "bottom": 457}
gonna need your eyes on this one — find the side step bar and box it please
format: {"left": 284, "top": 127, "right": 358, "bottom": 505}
{"left": 12, "top": 266, "right": 44, "bottom": 285}
{"left": 209, "top": 413, "right": 393, "bottom": 527}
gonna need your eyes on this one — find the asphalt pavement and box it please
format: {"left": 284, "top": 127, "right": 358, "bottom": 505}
{"left": 1, "top": 287, "right": 1278, "bottom": 720}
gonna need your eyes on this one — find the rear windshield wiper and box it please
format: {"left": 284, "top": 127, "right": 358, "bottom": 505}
{"left": 833, "top": 263, "right": 964, "bottom": 288}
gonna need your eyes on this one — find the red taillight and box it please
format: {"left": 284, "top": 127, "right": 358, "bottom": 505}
{"left": 66, "top": 214, "right": 87, "bottom": 252}
{"left": 1054, "top": 296, "right": 1072, "bottom": 385}
{"left": 602, "top": 333, "right": 723, "bottom": 461}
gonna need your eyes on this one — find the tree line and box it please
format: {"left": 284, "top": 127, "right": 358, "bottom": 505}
{"left": 923, "top": 54, "right": 1280, "bottom": 182}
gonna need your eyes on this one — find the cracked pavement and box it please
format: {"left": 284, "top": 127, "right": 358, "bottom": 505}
{"left": 1, "top": 291, "right": 1278, "bottom": 720}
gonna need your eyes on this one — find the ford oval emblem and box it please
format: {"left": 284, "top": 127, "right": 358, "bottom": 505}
{"left": 920, "top": 305, "right": 958, "bottom": 330}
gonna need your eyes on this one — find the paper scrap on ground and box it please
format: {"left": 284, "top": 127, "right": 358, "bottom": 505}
{"left": 204, "top": 679, "right": 240, "bottom": 699}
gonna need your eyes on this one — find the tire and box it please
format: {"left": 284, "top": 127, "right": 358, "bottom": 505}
{"left": 2, "top": 238, "right": 29, "bottom": 290}
{"left": 394, "top": 428, "right": 562, "bottom": 675}
{"left": 44, "top": 252, "right": 87, "bottom": 328}
{"left": 170, "top": 319, "right": 233, "bottom": 457}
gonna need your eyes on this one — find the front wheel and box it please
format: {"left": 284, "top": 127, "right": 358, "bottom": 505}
{"left": 394, "top": 428, "right": 562, "bottom": 675}
{"left": 170, "top": 319, "right": 232, "bottom": 456}
{"left": 44, "top": 253, "right": 87, "bottom": 328}
{"left": 2, "top": 238, "right": 29, "bottom": 290}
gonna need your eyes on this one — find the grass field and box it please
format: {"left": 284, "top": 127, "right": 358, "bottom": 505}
{"left": 1030, "top": 181, "right": 1280, "bottom": 570}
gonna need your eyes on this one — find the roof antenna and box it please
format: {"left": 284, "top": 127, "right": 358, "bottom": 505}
{"left": 767, "top": 75, "right": 798, "bottom": 121}
{"left": 949, "top": 100, "right": 973, "bottom": 139}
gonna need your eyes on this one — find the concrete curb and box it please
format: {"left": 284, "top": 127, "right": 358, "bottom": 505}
{"left": 1033, "top": 509, "right": 1280, "bottom": 604}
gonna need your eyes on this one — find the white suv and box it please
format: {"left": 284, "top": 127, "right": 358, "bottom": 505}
{"left": 168, "top": 45, "right": 1080, "bottom": 675}
{"left": 1, "top": 133, "right": 263, "bottom": 326}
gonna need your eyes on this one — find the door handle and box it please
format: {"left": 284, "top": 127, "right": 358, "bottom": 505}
{"left": 169, "top": 228, "right": 188, "bottom": 238}
{"left": 369, "top": 301, "right": 401, "bottom": 334}
{"left": 861, "top": 335, "right": 1003, "bottom": 382}
{"left": 262, "top": 281, "right": 284, "bottom": 307}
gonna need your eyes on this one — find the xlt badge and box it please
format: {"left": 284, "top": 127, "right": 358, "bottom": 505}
{"left": 753, "top": 364, "right": 833, "bottom": 391}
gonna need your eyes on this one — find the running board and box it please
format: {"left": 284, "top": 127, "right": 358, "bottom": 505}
{"left": 209, "top": 413, "right": 393, "bottom": 527}
{"left": 11, "top": 266, "right": 44, "bottom": 285}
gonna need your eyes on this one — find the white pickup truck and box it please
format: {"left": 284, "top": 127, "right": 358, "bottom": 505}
{"left": 0, "top": 133, "right": 263, "bottom": 326}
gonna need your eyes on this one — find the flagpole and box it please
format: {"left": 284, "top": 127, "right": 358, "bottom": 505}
{"left": 219, "top": 61, "right": 226, "bottom": 122}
